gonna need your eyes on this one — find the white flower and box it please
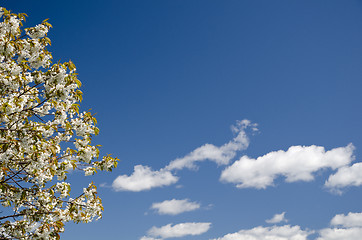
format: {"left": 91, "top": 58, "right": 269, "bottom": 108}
{"left": 84, "top": 167, "right": 94, "bottom": 176}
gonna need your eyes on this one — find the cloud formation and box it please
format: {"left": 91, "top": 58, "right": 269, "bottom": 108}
{"left": 112, "top": 165, "right": 178, "bottom": 192}
{"left": 220, "top": 144, "right": 355, "bottom": 189}
{"left": 317, "top": 212, "right": 362, "bottom": 240}
{"left": 325, "top": 162, "right": 362, "bottom": 191}
{"left": 112, "top": 119, "right": 255, "bottom": 192}
{"left": 211, "top": 212, "right": 362, "bottom": 240}
{"left": 317, "top": 228, "right": 362, "bottom": 240}
{"left": 166, "top": 120, "right": 257, "bottom": 170}
{"left": 151, "top": 199, "right": 200, "bottom": 215}
{"left": 330, "top": 212, "right": 362, "bottom": 228}
{"left": 211, "top": 225, "right": 312, "bottom": 240}
{"left": 266, "top": 212, "right": 288, "bottom": 224}
{"left": 145, "top": 222, "right": 211, "bottom": 239}
{"left": 140, "top": 237, "right": 161, "bottom": 240}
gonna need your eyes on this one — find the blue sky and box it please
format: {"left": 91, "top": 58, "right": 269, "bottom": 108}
{"left": 5, "top": 0, "right": 362, "bottom": 239}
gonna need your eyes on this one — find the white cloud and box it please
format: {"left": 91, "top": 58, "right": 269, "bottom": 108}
{"left": 147, "top": 222, "right": 211, "bottom": 239}
{"left": 266, "top": 212, "right": 288, "bottom": 224}
{"left": 330, "top": 212, "right": 362, "bottom": 228}
{"left": 325, "top": 162, "right": 362, "bottom": 191}
{"left": 220, "top": 144, "right": 355, "bottom": 189}
{"left": 317, "top": 227, "right": 362, "bottom": 240}
{"left": 112, "top": 119, "right": 255, "bottom": 192}
{"left": 211, "top": 225, "right": 312, "bottom": 240}
{"left": 166, "top": 120, "right": 257, "bottom": 171}
{"left": 151, "top": 199, "right": 200, "bottom": 215}
{"left": 112, "top": 165, "right": 178, "bottom": 192}
{"left": 140, "top": 237, "right": 162, "bottom": 240}
{"left": 317, "top": 212, "right": 362, "bottom": 240}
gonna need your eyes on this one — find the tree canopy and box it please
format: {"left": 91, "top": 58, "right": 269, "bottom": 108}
{"left": 0, "top": 7, "right": 118, "bottom": 239}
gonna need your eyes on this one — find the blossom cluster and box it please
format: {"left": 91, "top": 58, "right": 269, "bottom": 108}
{"left": 0, "top": 7, "right": 118, "bottom": 239}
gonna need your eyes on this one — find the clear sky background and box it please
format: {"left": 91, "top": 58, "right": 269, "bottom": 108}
{"left": 4, "top": 1, "right": 362, "bottom": 239}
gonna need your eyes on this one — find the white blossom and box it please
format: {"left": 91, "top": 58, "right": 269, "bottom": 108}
{"left": 0, "top": 7, "right": 118, "bottom": 239}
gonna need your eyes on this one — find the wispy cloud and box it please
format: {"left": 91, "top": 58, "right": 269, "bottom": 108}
{"left": 144, "top": 222, "right": 211, "bottom": 239}
{"left": 325, "top": 162, "right": 362, "bottom": 192}
{"left": 112, "top": 120, "right": 255, "bottom": 192}
{"left": 220, "top": 144, "right": 355, "bottom": 189}
{"left": 151, "top": 199, "right": 200, "bottom": 215}
{"left": 139, "top": 237, "right": 162, "bottom": 240}
{"left": 266, "top": 212, "right": 288, "bottom": 224}
{"left": 166, "top": 120, "right": 257, "bottom": 170}
{"left": 112, "top": 165, "right": 178, "bottom": 192}
{"left": 211, "top": 225, "right": 312, "bottom": 240}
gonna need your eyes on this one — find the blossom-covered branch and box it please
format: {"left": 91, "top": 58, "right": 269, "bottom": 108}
{"left": 0, "top": 7, "right": 118, "bottom": 239}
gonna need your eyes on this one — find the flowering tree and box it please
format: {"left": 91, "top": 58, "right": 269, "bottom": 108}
{"left": 0, "top": 7, "right": 118, "bottom": 239}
